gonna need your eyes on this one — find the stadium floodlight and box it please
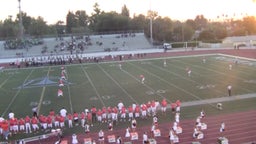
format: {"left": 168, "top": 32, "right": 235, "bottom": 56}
{"left": 149, "top": 0, "right": 153, "bottom": 45}
{"left": 18, "top": 0, "right": 24, "bottom": 39}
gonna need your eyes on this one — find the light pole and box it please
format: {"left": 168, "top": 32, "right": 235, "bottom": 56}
{"left": 150, "top": 17, "right": 153, "bottom": 45}
{"left": 18, "top": 0, "right": 24, "bottom": 39}
{"left": 149, "top": 0, "right": 153, "bottom": 45}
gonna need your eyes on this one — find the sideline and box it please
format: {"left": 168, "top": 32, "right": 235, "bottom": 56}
{"left": 181, "top": 93, "right": 256, "bottom": 107}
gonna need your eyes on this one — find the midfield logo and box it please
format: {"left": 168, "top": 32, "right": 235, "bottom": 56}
{"left": 16, "top": 76, "right": 72, "bottom": 89}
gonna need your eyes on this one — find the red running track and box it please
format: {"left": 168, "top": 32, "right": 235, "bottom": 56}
{"left": 26, "top": 110, "right": 256, "bottom": 144}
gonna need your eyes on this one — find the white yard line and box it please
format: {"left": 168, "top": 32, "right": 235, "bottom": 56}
{"left": 97, "top": 64, "right": 138, "bottom": 104}
{"left": 1, "top": 69, "right": 34, "bottom": 117}
{"left": 120, "top": 68, "right": 168, "bottom": 102}
{"left": 37, "top": 67, "right": 51, "bottom": 115}
{"left": 128, "top": 62, "right": 205, "bottom": 102}
{"left": 0, "top": 75, "right": 11, "bottom": 89}
{"left": 80, "top": 65, "right": 105, "bottom": 106}
{"left": 65, "top": 67, "right": 74, "bottom": 113}
{"left": 149, "top": 61, "right": 226, "bottom": 96}
{"left": 181, "top": 93, "right": 256, "bottom": 107}
{"left": 174, "top": 59, "right": 255, "bottom": 93}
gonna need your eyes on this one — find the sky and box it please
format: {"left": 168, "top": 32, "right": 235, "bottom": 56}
{"left": 0, "top": 0, "right": 256, "bottom": 25}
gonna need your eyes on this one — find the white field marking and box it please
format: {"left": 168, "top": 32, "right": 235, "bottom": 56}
{"left": 97, "top": 64, "right": 138, "bottom": 104}
{"left": 121, "top": 68, "right": 168, "bottom": 102}
{"left": 0, "top": 76, "right": 13, "bottom": 95}
{"left": 128, "top": 62, "right": 207, "bottom": 103}
{"left": 7, "top": 53, "right": 216, "bottom": 73}
{"left": 66, "top": 53, "right": 218, "bottom": 67}
{"left": 212, "top": 56, "right": 256, "bottom": 77}
{"left": 80, "top": 65, "right": 105, "bottom": 106}
{"left": 1, "top": 69, "right": 35, "bottom": 117}
{"left": 37, "top": 67, "right": 51, "bottom": 115}
{"left": 174, "top": 59, "right": 255, "bottom": 93}
{"left": 149, "top": 62, "right": 225, "bottom": 96}
{"left": 65, "top": 66, "right": 73, "bottom": 113}
{"left": 244, "top": 80, "right": 256, "bottom": 84}
{"left": 0, "top": 75, "right": 11, "bottom": 89}
{"left": 215, "top": 53, "right": 256, "bottom": 73}
{"left": 43, "top": 69, "right": 55, "bottom": 72}
{"left": 219, "top": 53, "right": 256, "bottom": 62}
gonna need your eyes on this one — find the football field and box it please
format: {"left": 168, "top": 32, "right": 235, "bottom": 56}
{"left": 1, "top": 53, "right": 256, "bottom": 120}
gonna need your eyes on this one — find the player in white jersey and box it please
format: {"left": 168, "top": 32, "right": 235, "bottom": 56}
{"left": 140, "top": 75, "right": 145, "bottom": 84}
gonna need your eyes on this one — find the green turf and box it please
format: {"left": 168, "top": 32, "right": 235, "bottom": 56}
{"left": 1, "top": 54, "right": 256, "bottom": 140}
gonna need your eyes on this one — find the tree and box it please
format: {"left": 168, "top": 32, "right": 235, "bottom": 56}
{"left": 0, "top": 17, "right": 19, "bottom": 38}
{"left": 152, "top": 16, "right": 173, "bottom": 43}
{"left": 15, "top": 12, "right": 32, "bottom": 34}
{"left": 66, "top": 11, "right": 78, "bottom": 33}
{"left": 89, "top": 2, "right": 102, "bottom": 31}
{"left": 186, "top": 19, "right": 196, "bottom": 30}
{"left": 55, "top": 20, "right": 65, "bottom": 38}
{"left": 243, "top": 16, "right": 256, "bottom": 35}
{"left": 198, "top": 30, "right": 215, "bottom": 42}
{"left": 194, "top": 15, "right": 208, "bottom": 30}
{"left": 94, "top": 11, "right": 130, "bottom": 32}
{"left": 209, "top": 22, "right": 227, "bottom": 40}
{"left": 28, "top": 16, "right": 48, "bottom": 36}
{"left": 130, "top": 14, "right": 147, "bottom": 30}
{"left": 182, "top": 23, "right": 194, "bottom": 41}
{"left": 230, "top": 19, "right": 245, "bottom": 36}
{"left": 75, "top": 10, "right": 89, "bottom": 27}
{"left": 121, "top": 4, "right": 130, "bottom": 17}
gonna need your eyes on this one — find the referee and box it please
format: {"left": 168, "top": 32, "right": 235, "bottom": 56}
{"left": 227, "top": 85, "right": 232, "bottom": 96}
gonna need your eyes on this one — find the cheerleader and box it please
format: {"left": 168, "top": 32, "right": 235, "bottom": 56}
{"left": 72, "top": 134, "right": 78, "bottom": 144}
{"left": 200, "top": 109, "right": 205, "bottom": 118}
{"left": 98, "top": 130, "right": 104, "bottom": 144}
{"left": 150, "top": 123, "right": 156, "bottom": 138}
{"left": 108, "top": 121, "right": 113, "bottom": 131}
{"left": 125, "top": 127, "right": 131, "bottom": 138}
{"left": 131, "top": 118, "right": 137, "bottom": 132}
{"left": 220, "top": 122, "right": 225, "bottom": 132}
{"left": 153, "top": 115, "right": 158, "bottom": 127}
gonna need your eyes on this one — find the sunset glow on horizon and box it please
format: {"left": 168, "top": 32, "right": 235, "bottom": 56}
{"left": 0, "top": 0, "right": 255, "bottom": 24}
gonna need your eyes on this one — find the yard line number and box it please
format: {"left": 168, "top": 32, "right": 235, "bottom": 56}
{"left": 146, "top": 89, "right": 166, "bottom": 95}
